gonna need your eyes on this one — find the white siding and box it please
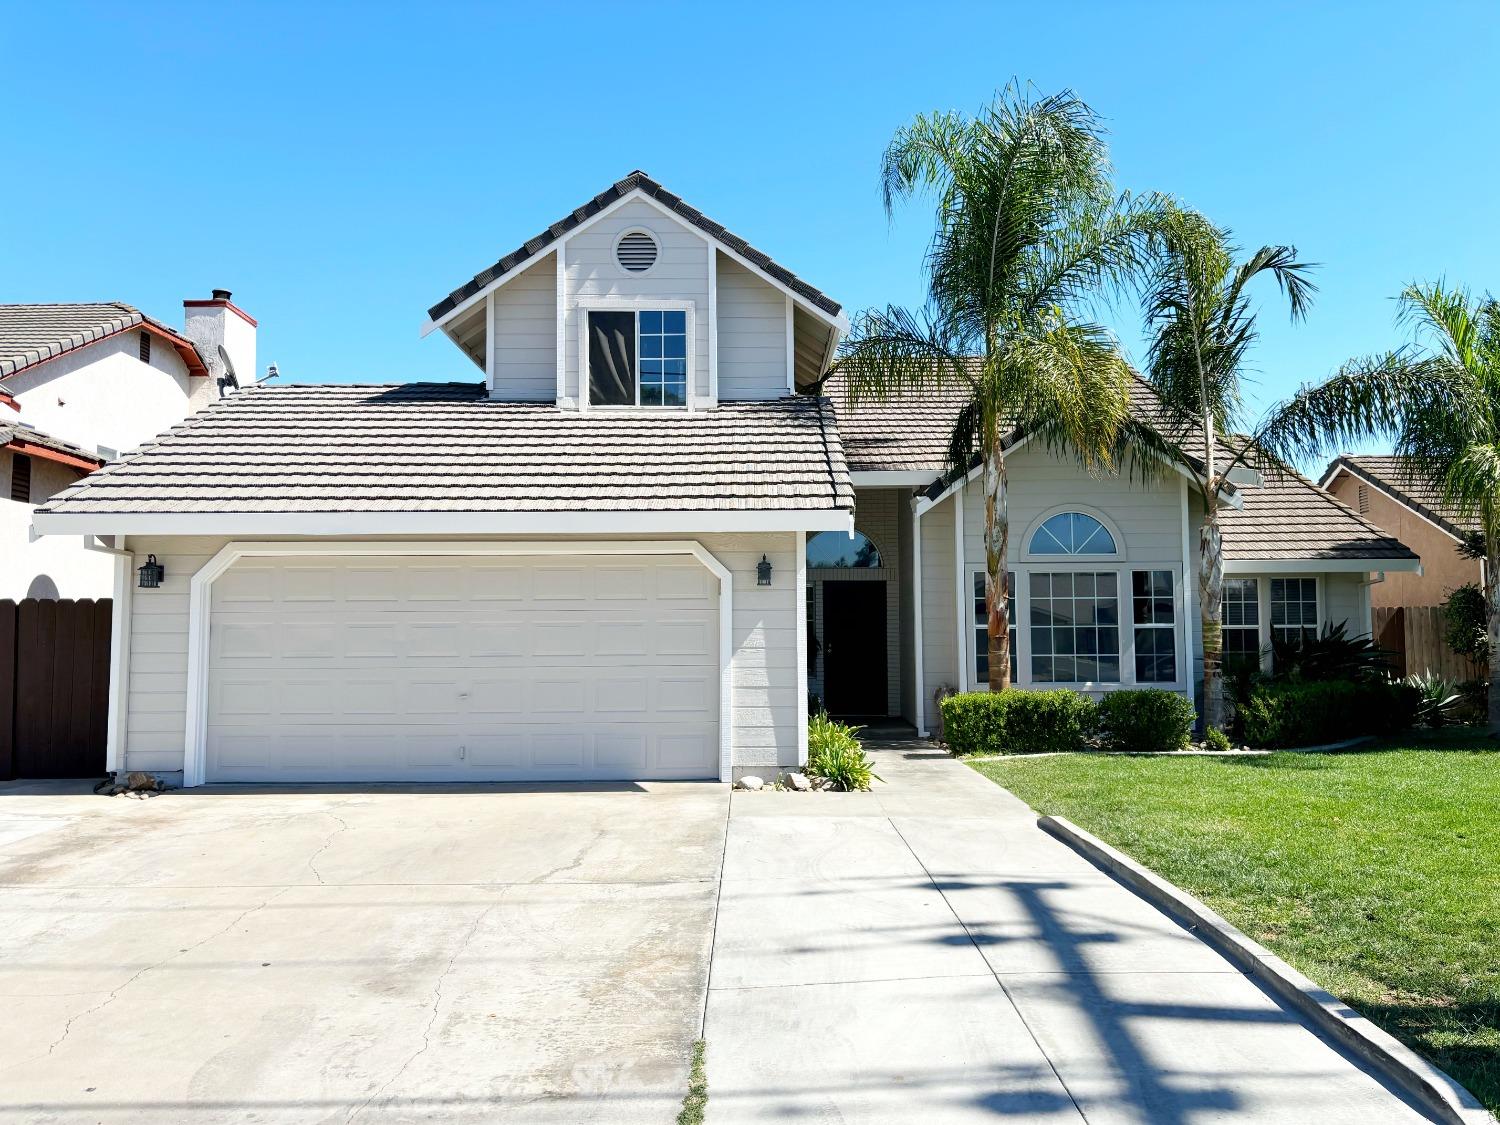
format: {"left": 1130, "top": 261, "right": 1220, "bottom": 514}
{"left": 561, "top": 199, "right": 711, "bottom": 406}
{"left": 716, "top": 253, "right": 789, "bottom": 400}
{"left": 897, "top": 496, "right": 916, "bottom": 723}
{"left": 489, "top": 253, "right": 556, "bottom": 401}
{"left": 118, "top": 532, "right": 801, "bottom": 780}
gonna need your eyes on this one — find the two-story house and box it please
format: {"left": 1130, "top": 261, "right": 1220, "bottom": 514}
{"left": 31, "top": 173, "right": 1419, "bottom": 786}
{"left": 1, "top": 295, "right": 256, "bottom": 598}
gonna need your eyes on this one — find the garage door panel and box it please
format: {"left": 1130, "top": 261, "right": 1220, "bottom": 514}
{"left": 207, "top": 553, "right": 720, "bottom": 783}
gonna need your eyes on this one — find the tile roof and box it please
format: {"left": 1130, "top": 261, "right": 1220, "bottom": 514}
{"left": 1322, "top": 455, "right": 1475, "bottom": 539}
{"left": 427, "top": 171, "right": 843, "bottom": 323}
{"left": 37, "top": 382, "right": 854, "bottom": 516}
{"left": 1, "top": 419, "right": 104, "bottom": 468}
{"left": 1219, "top": 446, "right": 1417, "bottom": 563}
{"left": 824, "top": 371, "right": 1413, "bottom": 563}
{"left": 0, "top": 302, "right": 207, "bottom": 380}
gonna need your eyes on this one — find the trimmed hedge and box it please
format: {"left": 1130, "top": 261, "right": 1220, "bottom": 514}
{"left": 1096, "top": 689, "right": 1196, "bottom": 753}
{"left": 941, "top": 689, "right": 1097, "bottom": 755}
{"left": 1239, "top": 679, "right": 1422, "bottom": 748}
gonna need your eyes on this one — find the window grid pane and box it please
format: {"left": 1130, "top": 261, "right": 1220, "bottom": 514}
{"left": 1030, "top": 571, "right": 1120, "bottom": 683}
{"left": 973, "top": 571, "right": 1015, "bottom": 683}
{"left": 1221, "top": 578, "right": 1262, "bottom": 674}
{"left": 1270, "top": 577, "right": 1318, "bottom": 645}
{"left": 636, "top": 311, "right": 687, "bottom": 407}
{"left": 1132, "top": 569, "right": 1177, "bottom": 683}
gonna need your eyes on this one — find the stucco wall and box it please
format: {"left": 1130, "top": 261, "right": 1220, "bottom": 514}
{"left": 5, "top": 331, "right": 202, "bottom": 456}
{"left": 116, "top": 532, "right": 801, "bottom": 780}
{"left": 1325, "top": 473, "right": 1480, "bottom": 605}
{"left": 0, "top": 449, "right": 111, "bottom": 598}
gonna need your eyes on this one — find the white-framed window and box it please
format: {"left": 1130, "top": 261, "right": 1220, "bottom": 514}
{"left": 1270, "top": 577, "right": 1318, "bottom": 646}
{"left": 1027, "top": 511, "right": 1118, "bottom": 556}
{"left": 1221, "top": 577, "right": 1261, "bottom": 673}
{"left": 972, "top": 568, "right": 1015, "bottom": 686}
{"left": 586, "top": 308, "right": 688, "bottom": 407}
{"left": 1131, "top": 569, "right": 1176, "bottom": 683}
{"left": 1029, "top": 570, "right": 1121, "bottom": 684}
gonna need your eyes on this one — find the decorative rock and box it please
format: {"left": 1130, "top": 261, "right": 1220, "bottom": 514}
{"left": 784, "top": 772, "right": 812, "bottom": 792}
{"left": 125, "top": 771, "right": 159, "bottom": 792}
{"left": 736, "top": 775, "right": 765, "bottom": 791}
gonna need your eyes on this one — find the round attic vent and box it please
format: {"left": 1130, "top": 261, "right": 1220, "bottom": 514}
{"left": 616, "top": 229, "right": 659, "bottom": 273}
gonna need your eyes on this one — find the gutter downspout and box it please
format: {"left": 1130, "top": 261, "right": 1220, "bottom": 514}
{"left": 83, "top": 535, "right": 132, "bottom": 776}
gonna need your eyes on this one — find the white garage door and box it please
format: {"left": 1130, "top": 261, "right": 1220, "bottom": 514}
{"left": 205, "top": 553, "right": 720, "bottom": 783}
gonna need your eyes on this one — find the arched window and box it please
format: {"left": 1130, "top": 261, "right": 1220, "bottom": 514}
{"left": 807, "top": 530, "right": 883, "bottom": 569}
{"left": 1028, "top": 512, "right": 1116, "bottom": 556}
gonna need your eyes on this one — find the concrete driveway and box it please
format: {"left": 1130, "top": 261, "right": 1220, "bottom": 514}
{"left": 0, "top": 781, "right": 728, "bottom": 1124}
{"left": 1, "top": 746, "right": 1441, "bottom": 1124}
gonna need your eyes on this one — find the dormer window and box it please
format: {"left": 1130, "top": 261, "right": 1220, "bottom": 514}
{"left": 587, "top": 309, "right": 688, "bottom": 407}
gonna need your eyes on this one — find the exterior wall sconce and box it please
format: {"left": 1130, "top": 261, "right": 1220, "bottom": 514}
{"left": 757, "top": 554, "right": 773, "bottom": 586}
{"left": 137, "top": 554, "right": 165, "bottom": 589}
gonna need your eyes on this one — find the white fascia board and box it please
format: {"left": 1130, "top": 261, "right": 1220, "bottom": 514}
{"left": 851, "top": 471, "right": 941, "bottom": 488}
{"left": 32, "top": 508, "right": 855, "bottom": 538}
{"left": 1224, "top": 557, "right": 1423, "bottom": 574}
{"left": 428, "top": 243, "right": 562, "bottom": 334}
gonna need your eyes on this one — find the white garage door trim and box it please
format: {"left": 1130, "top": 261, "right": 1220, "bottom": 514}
{"left": 183, "top": 539, "right": 733, "bottom": 787}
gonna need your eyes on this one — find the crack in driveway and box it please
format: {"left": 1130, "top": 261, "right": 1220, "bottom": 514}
{"left": 0, "top": 885, "right": 293, "bottom": 1076}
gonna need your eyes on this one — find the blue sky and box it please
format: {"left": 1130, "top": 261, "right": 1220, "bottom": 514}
{"left": 5, "top": 1, "right": 1496, "bottom": 442}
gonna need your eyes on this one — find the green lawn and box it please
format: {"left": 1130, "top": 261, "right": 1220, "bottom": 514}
{"left": 971, "top": 739, "right": 1500, "bottom": 1111}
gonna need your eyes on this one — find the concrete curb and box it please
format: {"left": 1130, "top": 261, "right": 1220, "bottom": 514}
{"left": 1039, "top": 815, "right": 1496, "bottom": 1125}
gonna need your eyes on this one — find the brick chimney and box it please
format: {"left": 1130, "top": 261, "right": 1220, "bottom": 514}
{"left": 183, "top": 289, "right": 257, "bottom": 395}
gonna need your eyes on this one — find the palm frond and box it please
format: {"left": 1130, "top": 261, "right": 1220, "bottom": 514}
{"left": 832, "top": 305, "right": 973, "bottom": 405}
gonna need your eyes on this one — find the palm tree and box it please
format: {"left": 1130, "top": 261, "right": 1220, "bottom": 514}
{"left": 834, "top": 84, "right": 1160, "bottom": 690}
{"left": 1129, "top": 207, "right": 1316, "bottom": 731}
{"left": 1263, "top": 283, "right": 1500, "bottom": 729}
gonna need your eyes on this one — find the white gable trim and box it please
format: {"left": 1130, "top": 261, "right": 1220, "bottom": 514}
{"left": 181, "top": 539, "right": 735, "bottom": 787}
{"left": 423, "top": 187, "right": 849, "bottom": 337}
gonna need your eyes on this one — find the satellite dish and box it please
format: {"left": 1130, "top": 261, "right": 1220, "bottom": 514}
{"left": 216, "top": 344, "right": 239, "bottom": 396}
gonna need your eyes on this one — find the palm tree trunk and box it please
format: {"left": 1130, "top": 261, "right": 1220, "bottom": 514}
{"left": 1486, "top": 540, "right": 1500, "bottom": 734}
{"left": 1199, "top": 509, "right": 1226, "bottom": 731}
{"left": 984, "top": 438, "right": 1011, "bottom": 691}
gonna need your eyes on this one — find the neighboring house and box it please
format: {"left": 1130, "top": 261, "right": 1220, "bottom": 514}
{"left": 1320, "top": 455, "right": 1481, "bottom": 607}
{"left": 32, "top": 172, "right": 1419, "bottom": 786}
{"left": 0, "top": 295, "right": 256, "bottom": 598}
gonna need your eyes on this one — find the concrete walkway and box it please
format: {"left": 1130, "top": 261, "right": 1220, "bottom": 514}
{"left": 705, "top": 740, "right": 1436, "bottom": 1123}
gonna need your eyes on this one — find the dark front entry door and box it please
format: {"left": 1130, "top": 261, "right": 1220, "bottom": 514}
{"left": 821, "top": 581, "right": 888, "bottom": 718}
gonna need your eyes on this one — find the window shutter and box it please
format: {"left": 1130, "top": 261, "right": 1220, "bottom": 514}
{"left": 139, "top": 331, "right": 151, "bottom": 363}
{"left": 10, "top": 453, "right": 32, "bottom": 503}
{"left": 616, "top": 231, "right": 658, "bottom": 273}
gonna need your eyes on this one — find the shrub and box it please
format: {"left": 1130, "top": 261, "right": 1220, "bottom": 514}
{"left": 1443, "top": 584, "right": 1490, "bottom": 665}
{"left": 941, "top": 689, "right": 1097, "bottom": 756}
{"left": 806, "top": 713, "right": 880, "bottom": 791}
{"left": 1406, "top": 673, "right": 1464, "bottom": 728}
{"left": 1203, "top": 727, "right": 1232, "bottom": 753}
{"left": 1239, "top": 680, "right": 1421, "bottom": 748}
{"left": 1096, "top": 689, "right": 1196, "bottom": 753}
{"left": 1269, "top": 620, "right": 1394, "bottom": 682}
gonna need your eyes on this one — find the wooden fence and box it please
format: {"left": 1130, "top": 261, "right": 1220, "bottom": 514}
{"left": 1373, "top": 605, "right": 1486, "bottom": 682}
{"left": 0, "top": 599, "right": 112, "bottom": 780}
